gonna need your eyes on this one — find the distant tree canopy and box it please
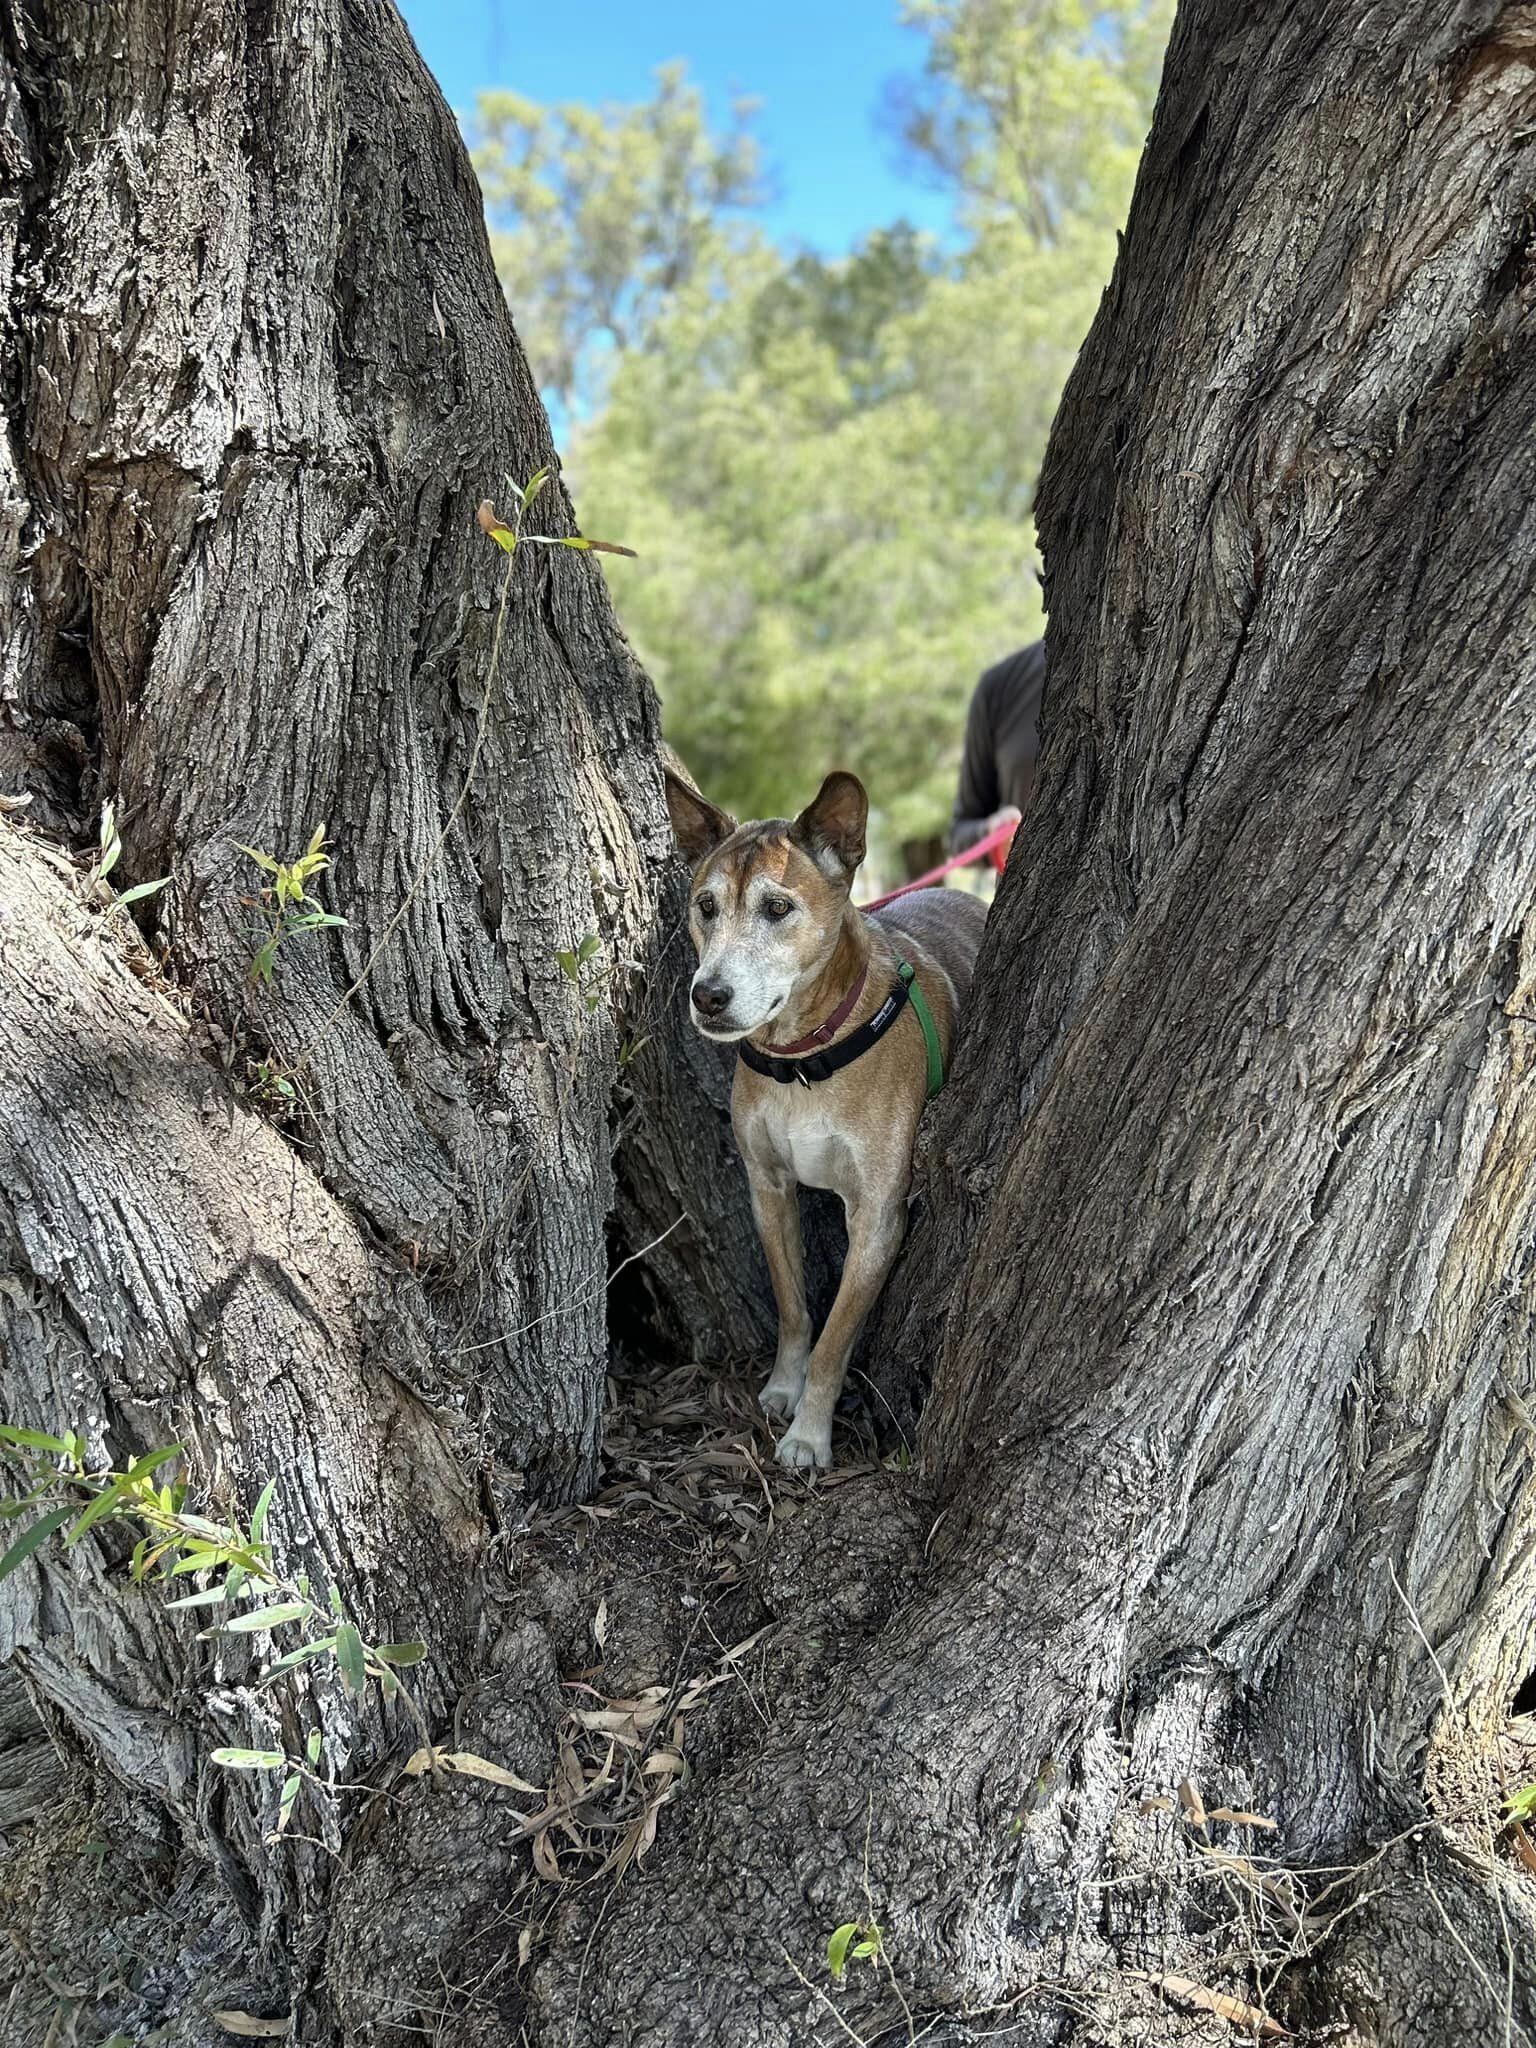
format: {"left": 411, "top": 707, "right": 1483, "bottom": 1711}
{"left": 471, "top": 1, "right": 1173, "bottom": 848}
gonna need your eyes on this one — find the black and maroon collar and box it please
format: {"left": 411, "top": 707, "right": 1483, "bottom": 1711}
{"left": 758, "top": 962, "right": 868, "bottom": 1055}
{"left": 739, "top": 963, "right": 918, "bottom": 1088}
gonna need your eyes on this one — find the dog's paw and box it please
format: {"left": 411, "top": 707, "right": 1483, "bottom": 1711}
{"left": 774, "top": 1420, "right": 832, "bottom": 1472}
{"left": 759, "top": 1371, "right": 805, "bottom": 1423}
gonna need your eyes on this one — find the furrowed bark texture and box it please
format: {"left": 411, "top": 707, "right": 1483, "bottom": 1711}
{"left": 0, "top": 0, "right": 767, "bottom": 2034}
{"left": 545, "top": 5, "right": 1536, "bottom": 2043}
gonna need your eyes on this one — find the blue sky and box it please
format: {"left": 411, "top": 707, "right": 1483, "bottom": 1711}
{"left": 397, "top": 0, "right": 952, "bottom": 254}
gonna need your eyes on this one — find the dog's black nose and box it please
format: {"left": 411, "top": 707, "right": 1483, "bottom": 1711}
{"left": 692, "top": 979, "right": 733, "bottom": 1020}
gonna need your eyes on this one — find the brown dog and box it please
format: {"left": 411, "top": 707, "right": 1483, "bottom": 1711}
{"left": 666, "top": 768, "right": 986, "bottom": 1468}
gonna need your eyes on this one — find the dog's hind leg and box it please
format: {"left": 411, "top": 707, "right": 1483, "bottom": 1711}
{"left": 775, "top": 1192, "right": 906, "bottom": 1470}
{"left": 751, "top": 1174, "right": 812, "bottom": 1423}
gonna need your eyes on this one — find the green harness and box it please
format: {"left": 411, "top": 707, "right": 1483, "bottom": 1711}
{"left": 897, "top": 959, "right": 947, "bottom": 1099}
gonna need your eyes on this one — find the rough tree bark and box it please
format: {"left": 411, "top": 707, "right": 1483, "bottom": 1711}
{"left": 0, "top": 0, "right": 768, "bottom": 2035}
{"left": 544, "top": 3, "right": 1536, "bottom": 2044}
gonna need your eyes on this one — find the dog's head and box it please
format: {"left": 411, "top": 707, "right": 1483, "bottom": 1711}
{"left": 664, "top": 768, "right": 868, "bottom": 1041}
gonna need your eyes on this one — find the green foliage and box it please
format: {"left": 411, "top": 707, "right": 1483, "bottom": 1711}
{"left": 472, "top": 61, "right": 765, "bottom": 411}
{"left": 891, "top": 0, "right": 1172, "bottom": 238}
{"left": 0, "top": 1425, "right": 431, "bottom": 1825}
{"left": 827, "top": 1917, "right": 885, "bottom": 1979}
{"left": 574, "top": 234, "right": 1032, "bottom": 845}
{"left": 238, "top": 824, "right": 348, "bottom": 984}
{"left": 1508, "top": 1783, "right": 1536, "bottom": 1823}
{"left": 247, "top": 1059, "right": 297, "bottom": 1107}
{"left": 478, "top": 470, "right": 636, "bottom": 563}
{"left": 472, "top": 10, "right": 1171, "bottom": 853}
{"left": 556, "top": 930, "right": 608, "bottom": 1015}
{"left": 89, "top": 800, "right": 171, "bottom": 912}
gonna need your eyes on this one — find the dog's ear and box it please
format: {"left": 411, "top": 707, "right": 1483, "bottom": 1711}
{"left": 664, "top": 766, "right": 736, "bottom": 861}
{"left": 793, "top": 771, "right": 867, "bottom": 879}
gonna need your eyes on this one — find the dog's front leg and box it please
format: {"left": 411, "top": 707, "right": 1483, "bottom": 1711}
{"left": 750, "top": 1172, "right": 812, "bottom": 1422}
{"left": 776, "top": 1193, "right": 906, "bottom": 1471}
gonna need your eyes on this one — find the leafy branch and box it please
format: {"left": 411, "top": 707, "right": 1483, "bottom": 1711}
{"left": 475, "top": 466, "right": 637, "bottom": 559}
{"left": 826, "top": 1916, "right": 884, "bottom": 1982}
{"left": 0, "top": 1426, "right": 431, "bottom": 1805}
{"left": 237, "top": 824, "right": 348, "bottom": 985}
{"left": 88, "top": 800, "right": 171, "bottom": 912}
{"left": 556, "top": 929, "right": 609, "bottom": 1015}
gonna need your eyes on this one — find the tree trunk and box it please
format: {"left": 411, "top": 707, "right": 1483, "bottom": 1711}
{"left": 539, "top": 3, "right": 1536, "bottom": 2043}
{"left": 0, "top": 0, "right": 766, "bottom": 2034}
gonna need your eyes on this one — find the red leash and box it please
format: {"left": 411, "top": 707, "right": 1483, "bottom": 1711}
{"left": 859, "top": 815, "right": 1017, "bottom": 912}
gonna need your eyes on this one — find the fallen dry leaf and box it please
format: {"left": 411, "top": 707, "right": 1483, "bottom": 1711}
{"left": 1131, "top": 1969, "right": 1287, "bottom": 2039}
{"left": 211, "top": 2016, "right": 292, "bottom": 2041}
{"left": 1177, "top": 1777, "right": 1208, "bottom": 1827}
{"left": 400, "top": 1745, "right": 543, "bottom": 1794}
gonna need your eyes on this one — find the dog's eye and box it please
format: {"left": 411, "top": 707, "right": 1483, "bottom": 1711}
{"left": 695, "top": 893, "right": 717, "bottom": 921}
{"left": 763, "top": 896, "right": 794, "bottom": 921}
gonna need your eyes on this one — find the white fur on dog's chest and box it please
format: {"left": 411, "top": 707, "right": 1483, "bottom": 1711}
{"left": 741, "top": 1084, "right": 857, "bottom": 1196}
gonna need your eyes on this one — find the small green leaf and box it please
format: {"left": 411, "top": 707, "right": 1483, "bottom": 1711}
{"left": 236, "top": 844, "right": 280, "bottom": 875}
{"left": 164, "top": 1586, "right": 230, "bottom": 1611}
{"left": 375, "top": 1640, "right": 428, "bottom": 1667}
{"left": 222, "top": 1602, "right": 311, "bottom": 1633}
{"left": 178, "top": 1513, "right": 230, "bottom": 1540}
{"left": 379, "top": 1666, "right": 399, "bottom": 1703}
{"left": 556, "top": 535, "right": 637, "bottom": 558}
{"left": 0, "top": 1505, "right": 73, "bottom": 1578}
{"left": 305, "top": 1728, "right": 322, "bottom": 1766}
{"left": 98, "top": 802, "right": 122, "bottom": 878}
{"left": 556, "top": 951, "right": 578, "bottom": 981}
{"left": 260, "top": 1636, "right": 337, "bottom": 1681}
{"left": 335, "top": 1621, "right": 367, "bottom": 1694}
{"left": 250, "top": 1478, "right": 277, "bottom": 1546}
{"left": 116, "top": 876, "right": 171, "bottom": 908}
{"left": 577, "top": 933, "right": 601, "bottom": 964}
{"left": 851, "top": 1937, "right": 881, "bottom": 1959}
{"left": 170, "top": 1545, "right": 230, "bottom": 1576}
{"left": 519, "top": 467, "right": 550, "bottom": 513}
{"left": 0, "top": 1424, "right": 71, "bottom": 1455}
{"left": 65, "top": 1480, "right": 126, "bottom": 1545}
{"left": 307, "top": 822, "right": 327, "bottom": 856}
{"left": 827, "top": 1923, "right": 858, "bottom": 1980}
{"left": 210, "top": 1748, "right": 287, "bottom": 1771}
{"left": 128, "top": 1444, "right": 183, "bottom": 1481}
{"left": 277, "top": 1771, "right": 302, "bottom": 1833}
